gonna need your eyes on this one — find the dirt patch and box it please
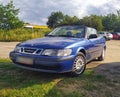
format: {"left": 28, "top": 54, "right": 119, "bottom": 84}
{"left": 0, "top": 42, "right": 19, "bottom": 58}
{"left": 95, "top": 62, "right": 120, "bottom": 82}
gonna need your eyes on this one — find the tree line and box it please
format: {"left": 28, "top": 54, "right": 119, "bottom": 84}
{"left": 47, "top": 11, "right": 120, "bottom": 32}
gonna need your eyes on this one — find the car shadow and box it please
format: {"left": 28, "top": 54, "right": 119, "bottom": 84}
{"left": 0, "top": 60, "right": 69, "bottom": 89}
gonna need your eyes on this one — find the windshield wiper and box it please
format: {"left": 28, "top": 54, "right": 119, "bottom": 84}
{"left": 58, "top": 35, "right": 74, "bottom": 37}
{"left": 46, "top": 34, "right": 75, "bottom": 38}
{"left": 45, "top": 35, "right": 56, "bottom": 37}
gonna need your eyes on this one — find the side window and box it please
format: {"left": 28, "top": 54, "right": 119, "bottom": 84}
{"left": 87, "top": 28, "right": 91, "bottom": 38}
{"left": 87, "top": 28, "right": 97, "bottom": 38}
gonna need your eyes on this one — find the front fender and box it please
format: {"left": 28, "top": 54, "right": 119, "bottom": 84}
{"left": 73, "top": 47, "right": 86, "bottom": 57}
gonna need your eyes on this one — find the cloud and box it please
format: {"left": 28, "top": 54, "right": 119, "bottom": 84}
{"left": 86, "top": 0, "right": 120, "bottom": 16}
{"left": 0, "top": 0, "right": 120, "bottom": 25}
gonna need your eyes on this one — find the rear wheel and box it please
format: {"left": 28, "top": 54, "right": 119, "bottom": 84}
{"left": 71, "top": 52, "right": 86, "bottom": 76}
{"left": 98, "top": 48, "right": 105, "bottom": 61}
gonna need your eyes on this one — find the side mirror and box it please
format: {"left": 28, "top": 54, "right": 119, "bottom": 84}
{"left": 89, "top": 34, "right": 97, "bottom": 39}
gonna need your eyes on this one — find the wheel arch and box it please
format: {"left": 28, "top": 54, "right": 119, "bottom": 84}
{"left": 79, "top": 49, "right": 86, "bottom": 56}
{"left": 76, "top": 47, "right": 86, "bottom": 57}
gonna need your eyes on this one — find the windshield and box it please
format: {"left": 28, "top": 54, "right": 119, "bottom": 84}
{"left": 48, "top": 26, "right": 85, "bottom": 38}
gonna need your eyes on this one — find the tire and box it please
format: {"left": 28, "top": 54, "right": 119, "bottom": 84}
{"left": 70, "top": 52, "right": 86, "bottom": 76}
{"left": 97, "top": 48, "right": 105, "bottom": 61}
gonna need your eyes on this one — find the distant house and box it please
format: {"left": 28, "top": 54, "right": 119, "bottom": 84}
{"left": 24, "top": 25, "right": 48, "bottom": 29}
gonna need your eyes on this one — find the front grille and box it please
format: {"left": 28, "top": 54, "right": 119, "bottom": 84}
{"left": 20, "top": 47, "right": 42, "bottom": 55}
{"left": 24, "top": 48, "right": 36, "bottom": 53}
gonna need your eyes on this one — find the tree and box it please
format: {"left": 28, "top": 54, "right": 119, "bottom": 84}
{"left": 60, "top": 15, "right": 79, "bottom": 26}
{"left": 102, "top": 13, "right": 118, "bottom": 31}
{"left": 47, "top": 11, "right": 64, "bottom": 28}
{"left": 114, "top": 10, "right": 120, "bottom": 32}
{"left": 79, "top": 15, "right": 103, "bottom": 31}
{"left": 0, "top": 1, "right": 24, "bottom": 30}
{"left": 60, "top": 15, "right": 72, "bottom": 25}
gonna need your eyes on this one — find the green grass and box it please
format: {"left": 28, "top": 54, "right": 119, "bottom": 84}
{"left": 0, "top": 59, "right": 62, "bottom": 97}
{"left": 0, "top": 59, "right": 119, "bottom": 97}
{"left": 0, "top": 28, "right": 51, "bottom": 42}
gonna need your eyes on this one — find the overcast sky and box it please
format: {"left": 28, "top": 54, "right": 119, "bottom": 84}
{"left": 0, "top": 0, "right": 120, "bottom": 25}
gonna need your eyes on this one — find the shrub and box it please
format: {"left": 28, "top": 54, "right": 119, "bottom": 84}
{"left": 0, "top": 28, "right": 51, "bottom": 42}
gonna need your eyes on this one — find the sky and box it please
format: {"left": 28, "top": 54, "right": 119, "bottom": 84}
{"left": 0, "top": 0, "right": 120, "bottom": 25}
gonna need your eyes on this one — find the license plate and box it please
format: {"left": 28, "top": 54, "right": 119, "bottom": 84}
{"left": 16, "top": 57, "right": 33, "bottom": 65}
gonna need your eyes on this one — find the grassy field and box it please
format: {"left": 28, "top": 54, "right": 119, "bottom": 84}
{"left": 0, "top": 28, "right": 51, "bottom": 42}
{"left": 0, "top": 59, "right": 119, "bottom": 97}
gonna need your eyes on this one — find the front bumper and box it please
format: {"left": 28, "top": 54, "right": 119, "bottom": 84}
{"left": 9, "top": 51, "right": 75, "bottom": 73}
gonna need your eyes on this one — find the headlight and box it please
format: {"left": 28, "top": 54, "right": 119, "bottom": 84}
{"left": 57, "top": 49, "right": 72, "bottom": 56}
{"left": 14, "top": 46, "right": 21, "bottom": 52}
{"left": 42, "top": 49, "right": 72, "bottom": 56}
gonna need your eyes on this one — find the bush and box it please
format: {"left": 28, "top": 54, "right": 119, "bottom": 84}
{"left": 0, "top": 28, "right": 51, "bottom": 42}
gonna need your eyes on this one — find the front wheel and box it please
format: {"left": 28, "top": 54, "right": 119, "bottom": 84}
{"left": 71, "top": 52, "right": 86, "bottom": 76}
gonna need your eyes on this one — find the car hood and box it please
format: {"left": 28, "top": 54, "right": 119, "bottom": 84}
{"left": 20, "top": 37, "right": 85, "bottom": 49}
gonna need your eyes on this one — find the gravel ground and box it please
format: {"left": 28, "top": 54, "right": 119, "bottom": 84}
{"left": 0, "top": 42, "right": 19, "bottom": 58}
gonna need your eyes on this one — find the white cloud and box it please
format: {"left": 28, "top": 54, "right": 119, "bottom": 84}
{"left": 0, "top": 0, "right": 120, "bottom": 25}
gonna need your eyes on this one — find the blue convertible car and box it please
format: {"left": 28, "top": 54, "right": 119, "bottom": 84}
{"left": 10, "top": 26, "right": 106, "bottom": 76}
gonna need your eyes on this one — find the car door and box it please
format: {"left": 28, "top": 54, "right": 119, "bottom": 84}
{"left": 86, "top": 28, "right": 102, "bottom": 60}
